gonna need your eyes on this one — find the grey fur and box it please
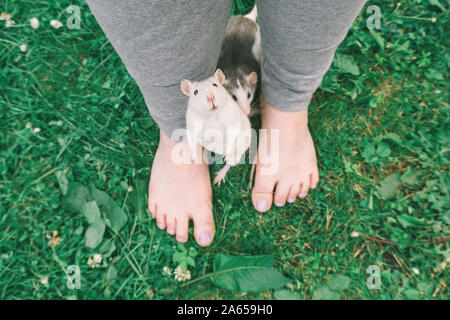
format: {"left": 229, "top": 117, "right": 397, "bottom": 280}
{"left": 217, "top": 16, "right": 261, "bottom": 110}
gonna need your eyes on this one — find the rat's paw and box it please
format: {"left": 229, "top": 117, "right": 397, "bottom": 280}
{"left": 213, "top": 164, "right": 230, "bottom": 186}
{"left": 213, "top": 173, "right": 226, "bottom": 186}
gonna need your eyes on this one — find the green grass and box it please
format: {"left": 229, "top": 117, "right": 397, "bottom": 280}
{"left": 0, "top": 0, "right": 448, "bottom": 299}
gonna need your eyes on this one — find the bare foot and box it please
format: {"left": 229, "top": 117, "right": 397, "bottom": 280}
{"left": 252, "top": 96, "right": 319, "bottom": 212}
{"left": 148, "top": 130, "right": 215, "bottom": 246}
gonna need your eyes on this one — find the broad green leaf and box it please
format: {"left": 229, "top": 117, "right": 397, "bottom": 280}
{"left": 403, "top": 288, "right": 420, "bottom": 299}
{"left": 105, "top": 265, "right": 118, "bottom": 285}
{"left": 378, "top": 173, "right": 401, "bottom": 199}
{"left": 64, "top": 182, "right": 90, "bottom": 211}
{"left": 400, "top": 168, "right": 420, "bottom": 186}
{"left": 312, "top": 286, "right": 340, "bottom": 300}
{"left": 381, "top": 133, "right": 402, "bottom": 144}
{"left": 274, "top": 289, "right": 302, "bottom": 300}
{"left": 327, "top": 275, "right": 350, "bottom": 291}
{"left": 85, "top": 221, "right": 105, "bottom": 248}
{"left": 376, "top": 142, "right": 391, "bottom": 158}
{"left": 397, "top": 214, "right": 427, "bottom": 228}
{"left": 334, "top": 54, "right": 360, "bottom": 76}
{"left": 212, "top": 254, "right": 290, "bottom": 292}
{"left": 65, "top": 182, "right": 128, "bottom": 231}
{"left": 362, "top": 143, "right": 376, "bottom": 162}
{"left": 89, "top": 186, "right": 127, "bottom": 231}
{"left": 81, "top": 201, "right": 102, "bottom": 225}
{"left": 313, "top": 275, "right": 350, "bottom": 300}
{"left": 425, "top": 69, "right": 444, "bottom": 80}
{"left": 56, "top": 170, "right": 69, "bottom": 196}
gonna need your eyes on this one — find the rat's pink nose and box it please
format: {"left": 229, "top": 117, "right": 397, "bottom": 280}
{"left": 206, "top": 94, "right": 215, "bottom": 103}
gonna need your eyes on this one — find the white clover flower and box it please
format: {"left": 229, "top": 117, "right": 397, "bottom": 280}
{"left": 49, "top": 120, "right": 63, "bottom": 126}
{"left": 50, "top": 19, "right": 63, "bottom": 29}
{"left": 88, "top": 254, "right": 102, "bottom": 268}
{"left": 32, "top": 127, "right": 41, "bottom": 133}
{"left": 351, "top": 231, "right": 360, "bottom": 238}
{"left": 5, "top": 19, "right": 15, "bottom": 28}
{"left": 0, "top": 13, "right": 12, "bottom": 21}
{"left": 412, "top": 268, "right": 420, "bottom": 275}
{"left": 174, "top": 266, "right": 191, "bottom": 282}
{"left": 163, "top": 266, "right": 172, "bottom": 276}
{"left": 39, "top": 276, "right": 49, "bottom": 285}
{"left": 20, "top": 44, "right": 27, "bottom": 52}
{"left": 30, "top": 17, "right": 39, "bottom": 29}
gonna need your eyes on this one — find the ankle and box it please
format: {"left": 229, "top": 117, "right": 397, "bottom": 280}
{"left": 261, "top": 99, "right": 309, "bottom": 134}
{"left": 159, "top": 130, "right": 178, "bottom": 149}
{"left": 158, "top": 129, "right": 203, "bottom": 166}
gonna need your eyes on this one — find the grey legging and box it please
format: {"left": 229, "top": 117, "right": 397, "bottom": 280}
{"left": 86, "top": 0, "right": 367, "bottom": 138}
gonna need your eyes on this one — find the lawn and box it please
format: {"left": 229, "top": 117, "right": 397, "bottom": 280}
{"left": 0, "top": 0, "right": 448, "bottom": 299}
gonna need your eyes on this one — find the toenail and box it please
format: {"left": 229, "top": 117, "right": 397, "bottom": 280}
{"left": 177, "top": 237, "right": 187, "bottom": 243}
{"left": 288, "top": 197, "right": 296, "bottom": 203}
{"left": 275, "top": 201, "right": 283, "bottom": 207}
{"left": 198, "top": 232, "right": 212, "bottom": 245}
{"left": 157, "top": 223, "right": 165, "bottom": 229}
{"left": 167, "top": 228, "right": 175, "bottom": 235}
{"left": 299, "top": 192, "right": 307, "bottom": 198}
{"left": 256, "top": 199, "right": 268, "bottom": 212}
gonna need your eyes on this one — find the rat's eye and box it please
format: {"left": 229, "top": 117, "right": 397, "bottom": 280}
{"left": 247, "top": 92, "right": 251, "bottom": 99}
{"left": 212, "top": 83, "right": 218, "bottom": 87}
{"left": 194, "top": 89, "right": 198, "bottom": 96}
{"left": 232, "top": 95, "right": 237, "bottom": 101}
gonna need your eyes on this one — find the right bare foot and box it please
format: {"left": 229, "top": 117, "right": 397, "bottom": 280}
{"left": 148, "top": 130, "right": 215, "bottom": 246}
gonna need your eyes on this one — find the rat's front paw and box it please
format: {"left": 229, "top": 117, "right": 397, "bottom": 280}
{"left": 213, "top": 164, "right": 231, "bottom": 186}
{"left": 213, "top": 173, "right": 226, "bottom": 186}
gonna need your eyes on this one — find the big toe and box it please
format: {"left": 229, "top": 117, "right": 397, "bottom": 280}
{"left": 192, "top": 204, "right": 215, "bottom": 247}
{"left": 252, "top": 175, "right": 276, "bottom": 213}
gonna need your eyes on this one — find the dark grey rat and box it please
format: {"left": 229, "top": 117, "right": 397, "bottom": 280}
{"left": 217, "top": 5, "right": 261, "bottom": 116}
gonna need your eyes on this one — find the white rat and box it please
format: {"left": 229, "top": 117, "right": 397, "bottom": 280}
{"left": 181, "top": 68, "right": 251, "bottom": 185}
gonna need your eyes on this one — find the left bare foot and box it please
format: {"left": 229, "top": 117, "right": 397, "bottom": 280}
{"left": 252, "top": 96, "right": 319, "bottom": 212}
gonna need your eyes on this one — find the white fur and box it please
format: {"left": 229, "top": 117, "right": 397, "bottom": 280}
{"left": 182, "top": 72, "right": 251, "bottom": 184}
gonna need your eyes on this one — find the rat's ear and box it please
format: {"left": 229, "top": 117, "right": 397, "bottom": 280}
{"left": 180, "top": 79, "right": 192, "bottom": 96}
{"left": 248, "top": 72, "right": 258, "bottom": 85}
{"left": 214, "top": 68, "right": 226, "bottom": 85}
